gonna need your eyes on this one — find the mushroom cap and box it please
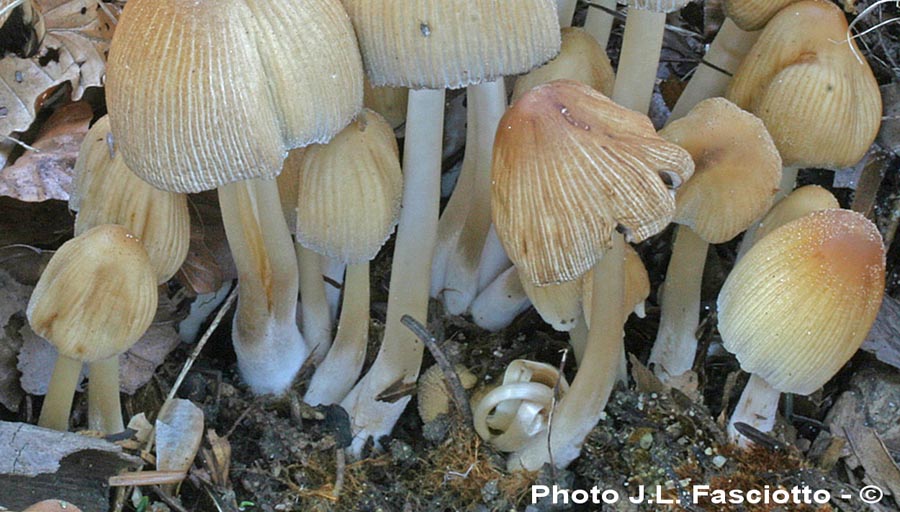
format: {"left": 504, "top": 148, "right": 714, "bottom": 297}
{"left": 511, "top": 27, "right": 615, "bottom": 102}
{"left": 753, "top": 184, "right": 839, "bottom": 243}
{"left": 342, "top": 0, "right": 560, "bottom": 89}
{"left": 724, "top": 0, "right": 800, "bottom": 31}
{"left": 71, "top": 116, "right": 190, "bottom": 284}
{"left": 718, "top": 208, "right": 885, "bottom": 395}
{"left": 27, "top": 225, "right": 158, "bottom": 363}
{"left": 289, "top": 109, "right": 402, "bottom": 264}
{"left": 363, "top": 77, "right": 409, "bottom": 129}
{"left": 23, "top": 501, "right": 83, "bottom": 512}
{"left": 106, "top": 0, "right": 363, "bottom": 193}
{"left": 519, "top": 276, "right": 581, "bottom": 332}
{"left": 492, "top": 80, "right": 694, "bottom": 285}
{"left": 726, "top": 0, "right": 881, "bottom": 169}
{"left": 660, "top": 98, "right": 782, "bottom": 243}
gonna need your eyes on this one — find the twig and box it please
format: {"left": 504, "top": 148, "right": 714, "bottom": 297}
{"left": 732, "top": 422, "right": 786, "bottom": 452}
{"left": 0, "top": 134, "right": 40, "bottom": 153}
{"left": 333, "top": 447, "right": 346, "bottom": 498}
{"left": 546, "top": 348, "right": 569, "bottom": 477}
{"left": 150, "top": 485, "right": 190, "bottom": 512}
{"left": 400, "top": 315, "right": 474, "bottom": 429}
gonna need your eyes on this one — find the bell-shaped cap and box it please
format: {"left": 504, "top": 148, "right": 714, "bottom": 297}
{"left": 660, "top": 98, "right": 782, "bottom": 243}
{"left": 492, "top": 80, "right": 694, "bottom": 285}
{"left": 72, "top": 116, "right": 190, "bottom": 284}
{"left": 289, "top": 109, "right": 402, "bottom": 263}
{"left": 343, "top": 0, "right": 560, "bottom": 89}
{"left": 753, "top": 184, "right": 839, "bottom": 243}
{"left": 27, "top": 224, "right": 158, "bottom": 363}
{"left": 724, "top": 0, "right": 801, "bottom": 30}
{"left": 511, "top": 27, "right": 615, "bottom": 102}
{"left": 726, "top": 0, "right": 881, "bottom": 169}
{"left": 106, "top": 0, "right": 363, "bottom": 193}
{"left": 718, "top": 209, "right": 885, "bottom": 395}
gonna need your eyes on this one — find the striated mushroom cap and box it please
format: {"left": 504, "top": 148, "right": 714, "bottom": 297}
{"left": 660, "top": 98, "right": 782, "bottom": 243}
{"left": 289, "top": 109, "right": 402, "bottom": 264}
{"left": 726, "top": 0, "right": 881, "bottom": 169}
{"left": 72, "top": 116, "right": 190, "bottom": 284}
{"left": 27, "top": 225, "right": 158, "bottom": 363}
{"left": 724, "top": 0, "right": 801, "bottom": 31}
{"left": 106, "top": 0, "right": 363, "bottom": 193}
{"left": 492, "top": 80, "right": 694, "bottom": 285}
{"left": 753, "top": 184, "right": 839, "bottom": 243}
{"left": 718, "top": 209, "right": 885, "bottom": 395}
{"left": 342, "top": 0, "right": 560, "bottom": 89}
{"left": 511, "top": 27, "right": 615, "bottom": 102}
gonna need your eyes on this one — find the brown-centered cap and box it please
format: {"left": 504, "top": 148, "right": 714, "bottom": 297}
{"left": 492, "top": 80, "right": 694, "bottom": 285}
{"left": 660, "top": 98, "right": 782, "bottom": 243}
{"left": 288, "top": 109, "right": 402, "bottom": 263}
{"left": 583, "top": 245, "right": 650, "bottom": 326}
{"left": 511, "top": 27, "right": 615, "bottom": 102}
{"left": 718, "top": 208, "right": 885, "bottom": 395}
{"left": 726, "top": 0, "right": 881, "bottom": 169}
{"left": 343, "top": 0, "right": 560, "bottom": 89}
{"left": 724, "top": 0, "right": 801, "bottom": 31}
{"left": 753, "top": 184, "right": 839, "bottom": 243}
{"left": 71, "top": 116, "right": 190, "bottom": 284}
{"left": 27, "top": 224, "right": 158, "bottom": 363}
{"left": 106, "top": 0, "right": 363, "bottom": 193}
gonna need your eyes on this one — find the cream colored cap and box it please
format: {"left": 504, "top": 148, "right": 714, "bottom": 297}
{"left": 753, "top": 184, "right": 839, "bottom": 243}
{"left": 72, "top": 116, "right": 190, "bottom": 284}
{"left": 106, "top": 0, "right": 363, "bottom": 193}
{"left": 519, "top": 277, "right": 581, "bottom": 331}
{"left": 660, "top": 98, "right": 782, "bottom": 243}
{"left": 724, "top": 0, "right": 801, "bottom": 30}
{"left": 511, "top": 27, "right": 615, "bottom": 102}
{"left": 364, "top": 77, "right": 409, "bottom": 129}
{"left": 27, "top": 225, "right": 158, "bottom": 363}
{"left": 492, "top": 80, "right": 694, "bottom": 285}
{"left": 718, "top": 209, "right": 885, "bottom": 394}
{"left": 726, "top": 0, "right": 881, "bottom": 169}
{"left": 290, "top": 109, "right": 402, "bottom": 263}
{"left": 343, "top": 0, "right": 560, "bottom": 89}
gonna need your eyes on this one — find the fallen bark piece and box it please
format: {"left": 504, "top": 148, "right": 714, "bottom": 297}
{"left": 0, "top": 421, "right": 140, "bottom": 511}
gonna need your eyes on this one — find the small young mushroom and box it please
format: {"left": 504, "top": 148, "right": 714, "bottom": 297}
{"left": 29, "top": 225, "right": 157, "bottom": 432}
{"left": 743, "top": 184, "right": 839, "bottom": 251}
{"left": 718, "top": 209, "right": 884, "bottom": 444}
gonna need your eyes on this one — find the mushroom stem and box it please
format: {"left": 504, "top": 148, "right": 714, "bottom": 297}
{"left": 440, "top": 79, "right": 507, "bottom": 315}
{"left": 668, "top": 20, "right": 759, "bottom": 121}
{"left": 470, "top": 265, "right": 531, "bottom": 331}
{"left": 476, "top": 225, "right": 511, "bottom": 293}
{"left": 341, "top": 88, "right": 445, "bottom": 456}
{"left": 611, "top": 9, "right": 666, "bottom": 113}
{"left": 87, "top": 356, "right": 125, "bottom": 434}
{"left": 305, "top": 262, "right": 370, "bottom": 406}
{"left": 569, "top": 313, "right": 588, "bottom": 363}
{"left": 322, "top": 256, "right": 346, "bottom": 324}
{"left": 583, "top": 0, "right": 617, "bottom": 47}
{"left": 557, "top": 0, "right": 578, "bottom": 27}
{"left": 510, "top": 233, "right": 625, "bottom": 470}
{"left": 218, "top": 178, "right": 307, "bottom": 395}
{"left": 649, "top": 225, "right": 707, "bottom": 383}
{"left": 297, "top": 243, "right": 332, "bottom": 362}
{"left": 38, "top": 354, "right": 83, "bottom": 431}
{"left": 728, "top": 374, "right": 781, "bottom": 446}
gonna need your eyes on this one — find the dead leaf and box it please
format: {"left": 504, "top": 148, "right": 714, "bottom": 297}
{"left": 18, "top": 322, "right": 86, "bottom": 395}
{"left": 0, "top": 268, "right": 31, "bottom": 411}
{"left": 844, "top": 426, "right": 900, "bottom": 498}
{"left": 861, "top": 294, "right": 900, "bottom": 371}
{"left": 0, "top": 100, "right": 91, "bottom": 201}
{"left": 156, "top": 399, "right": 204, "bottom": 476}
{"left": 0, "top": 0, "right": 117, "bottom": 137}
{"left": 176, "top": 192, "right": 235, "bottom": 296}
{"left": 202, "top": 429, "right": 232, "bottom": 488}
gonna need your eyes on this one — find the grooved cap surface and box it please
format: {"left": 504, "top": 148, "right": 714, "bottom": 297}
{"left": 726, "top": 0, "right": 881, "bottom": 169}
{"left": 754, "top": 184, "right": 839, "bottom": 243}
{"left": 106, "top": 0, "right": 363, "bottom": 192}
{"left": 718, "top": 209, "right": 885, "bottom": 394}
{"left": 342, "top": 0, "right": 560, "bottom": 89}
{"left": 724, "top": 0, "right": 800, "bottom": 30}
{"left": 492, "top": 80, "right": 694, "bottom": 285}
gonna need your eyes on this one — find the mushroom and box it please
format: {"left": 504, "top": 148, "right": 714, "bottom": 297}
{"left": 30, "top": 225, "right": 157, "bottom": 432}
{"left": 718, "top": 209, "right": 884, "bottom": 444}
{"left": 105, "top": 0, "right": 364, "bottom": 394}
{"left": 649, "top": 98, "right": 781, "bottom": 387}
{"left": 741, "top": 184, "right": 839, "bottom": 252}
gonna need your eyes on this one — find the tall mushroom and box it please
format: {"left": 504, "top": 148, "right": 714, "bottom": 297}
{"left": 105, "top": 0, "right": 363, "bottom": 394}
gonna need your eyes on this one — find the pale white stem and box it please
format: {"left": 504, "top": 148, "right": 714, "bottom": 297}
{"left": 475, "top": 224, "right": 511, "bottom": 294}
{"left": 321, "top": 256, "right": 346, "bottom": 324}
{"left": 443, "top": 79, "right": 507, "bottom": 315}
{"left": 88, "top": 356, "right": 124, "bottom": 434}
{"left": 341, "top": 88, "right": 445, "bottom": 456}
{"left": 611, "top": 9, "right": 666, "bottom": 113}
{"left": 38, "top": 354, "right": 83, "bottom": 431}
{"left": 668, "top": 20, "right": 759, "bottom": 121}
{"left": 470, "top": 265, "right": 531, "bottom": 331}
{"left": 557, "top": 0, "right": 578, "bottom": 28}
{"left": 569, "top": 313, "right": 588, "bottom": 363}
{"left": 297, "top": 244, "right": 332, "bottom": 362}
{"left": 728, "top": 374, "right": 781, "bottom": 446}
{"left": 305, "top": 262, "right": 369, "bottom": 406}
{"left": 735, "top": 166, "right": 799, "bottom": 261}
{"left": 583, "top": 0, "right": 618, "bottom": 48}
{"left": 218, "top": 178, "right": 307, "bottom": 395}
{"left": 649, "top": 226, "right": 707, "bottom": 383}
{"left": 510, "top": 234, "right": 625, "bottom": 470}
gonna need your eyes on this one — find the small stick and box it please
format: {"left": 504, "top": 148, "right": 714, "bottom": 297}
{"left": 732, "top": 422, "right": 785, "bottom": 452}
{"left": 333, "top": 448, "right": 346, "bottom": 498}
{"left": 546, "top": 348, "right": 569, "bottom": 477}
{"left": 400, "top": 315, "right": 474, "bottom": 429}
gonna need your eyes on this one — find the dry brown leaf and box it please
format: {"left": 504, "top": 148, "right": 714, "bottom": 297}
{"left": 0, "top": 101, "right": 91, "bottom": 201}
{"left": 176, "top": 192, "right": 236, "bottom": 296}
{"left": 0, "top": 268, "right": 31, "bottom": 411}
{"left": 0, "top": 0, "right": 117, "bottom": 137}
